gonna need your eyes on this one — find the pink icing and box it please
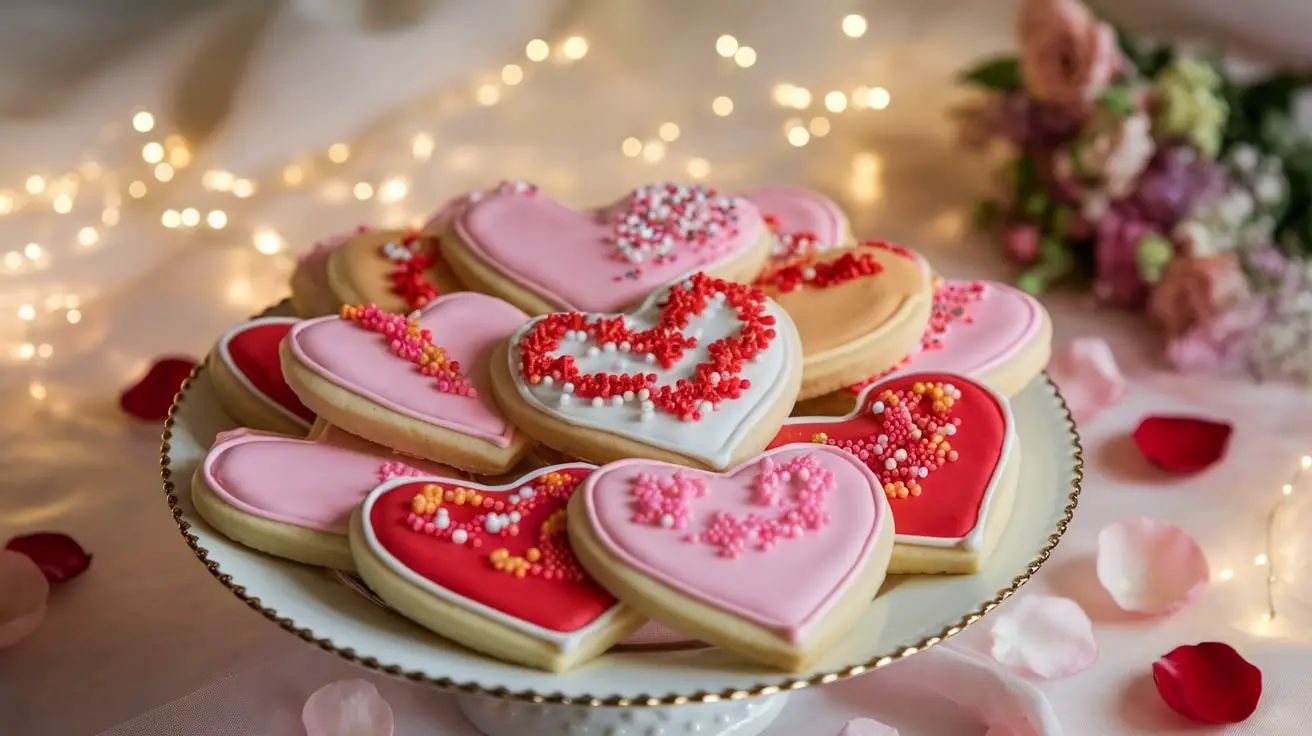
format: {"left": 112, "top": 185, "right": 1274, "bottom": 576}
{"left": 201, "top": 425, "right": 458, "bottom": 534}
{"left": 743, "top": 187, "right": 845, "bottom": 248}
{"left": 583, "top": 445, "right": 888, "bottom": 643}
{"left": 901, "top": 280, "right": 1044, "bottom": 377}
{"left": 452, "top": 183, "right": 766, "bottom": 313}
{"left": 288, "top": 292, "right": 526, "bottom": 447}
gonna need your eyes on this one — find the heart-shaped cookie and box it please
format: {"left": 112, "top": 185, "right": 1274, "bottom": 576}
{"left": 491, "top": 272, "right": 802, "bottom": 470}
{"left": 438, "top": 181, "right": 771, "bottom": 315}
{"left": 756, "top": 241, "right": 933, "bottom": 400}
{"left": 193, "top": 425, "right": 459, "bottom": 569}
{"left": 568, "top": 444, "right": 894, "bottom": 671}
{"left": 743, "top": 186, "right": 852, "bottom": 261}
{"left": 208, "top": 317, "right": 316, "bottom": 435}
{"left": 844, "top": 279, "right": 1053, "bottom": 399}
{"left": 351, "top": 464, "right": 644, "bottom": 671}
{"left": 325, "top": 227, "right": 464, "bottom": 314}
{"left": 771, "top": 371, "right": 1019, "bottom": 575}
{"left": 291, "top": 230, "right": 357, "bottom": 317}
{"left": 282, "top": 292, "right": 532, "bottom": 474}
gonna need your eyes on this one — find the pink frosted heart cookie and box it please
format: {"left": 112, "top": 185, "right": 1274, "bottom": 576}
{"left": 290, "top": 228, "right": 362, "bottom": 317}
{"left": 568, "top": 444, "right": 895, "bottom": 671}
{"left": 281, "top": 292, "right": 533, "bottom": 474}
{"left": 207, "top": 316, "right": 316, "bottom": 436}
{"left": 350, "top": 464, "right": 645, "bottom": 672}
{"left": 775, "top": 372, "right": 1020, "bottom": 574}
{"left": 437, "top": 181, "right": 771, "bottom": 316}
{"left": 743, "top": 186, "right": 852, "bottom": 263}
{"left": 489, "top": 272, "right": 804, "bottom": 471}
{"left": 192, "top": 425, "right": 460, "bottom": 569}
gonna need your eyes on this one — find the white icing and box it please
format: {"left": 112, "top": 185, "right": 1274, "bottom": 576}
{"left": 508, "top": 285, "right": 800, "bottom": 470}
{"left": 359, "top": 464, "right": 628, "bottom": 653}
{"left": 781, "top": 371, "right": 1016, "bottom": 551}
{"left": 216, "top": 316, "right": 311, "bottom": 430}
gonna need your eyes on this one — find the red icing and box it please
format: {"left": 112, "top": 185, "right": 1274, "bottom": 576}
{"left": 367, "top": 467, "right": 615, "bottom": 634}
{"left": 768, "top": 372, "right": 1006, "bottom": 540}
{"left": 517, "top": 272, "right": 777, "bottom": 421}
{"left": 226, "top": 321, "right": 315, "bottom": 423}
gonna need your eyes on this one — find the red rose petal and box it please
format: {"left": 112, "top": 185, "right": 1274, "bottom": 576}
{"left": 5, "top": 533, "right": 93, "bottom": 584}
{"left": 1132, "top": 415, "right": 1232, "bottom": 474}
{"left": 1152, "top": 642, "right": 1262, "bottom": 724}
{"left": 120, "top": 356, "right": 196, "bottom": 421}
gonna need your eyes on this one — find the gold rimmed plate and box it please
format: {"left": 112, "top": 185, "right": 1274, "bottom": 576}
{"left": 160, "top": 302, "right": 1082, "bottom": 707}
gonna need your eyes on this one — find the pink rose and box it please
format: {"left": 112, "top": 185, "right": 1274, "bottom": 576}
{"left": 1165, "top": 302, "right": 1262, "bottom": 373}
{"left": 1005, "top": 224, "right": 1042, "bottom": 265}
{"left": 1150, "top": 254, "right": 1251, "bottom": 336}
{"left": 1018, "top": 0, "right": 1121, "bottom": 107}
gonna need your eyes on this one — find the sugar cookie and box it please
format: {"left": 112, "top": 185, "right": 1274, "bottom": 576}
{"left": 326, "top": 227, "right": 463, "bottom": 314}
{"left": 568, "top": 445, "right": 894, "bottom": 672}
{"left": 744, "top": 186, "right": 853, "bottom": 260}
{"left": 755, "top": 241, "right": 933, "bottom": 401}
{"left": 207, "top": 316, "right": 316, "bottom": 435}
{"left": 349, "top": 464, "right": 644, "bottom": 672}
{"left": 281, "top": 292, "right": 533, "bottom": 474}
{"left": 490, "top": 272, "right": 803, "bottom": 471}
{"left": 290, "top": 230, "right": 358, "bottom": 317}
{"left": 797, "top": 279, "right": 1053, "bottom": 415}
{"left": 437, "top": 181, "right": 771, "bottom": 316}
{"left": 192, "top": 424, "right": 460, "bottom": 569}
{"left": 772, "top": 371, "right": 1019, "bottom": 575}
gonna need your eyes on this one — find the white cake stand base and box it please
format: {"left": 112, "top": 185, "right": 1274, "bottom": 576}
{"left": 456, "top": 692, "right": 789, "bottom": 736}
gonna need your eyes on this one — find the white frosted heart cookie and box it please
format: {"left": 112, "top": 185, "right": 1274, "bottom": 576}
{"left": 281, "top": 292, "right": 533, "bottom": 474}
{"left": 192, "top": 425, "right": 460, "bottom": 569}
{"left": 437, "top": 181, "right": 771, "bottom": 316}
{"left": 567, "top": 444, "right": 895, "bottom": 671}
{"left": 349, "top": 464, "right": 644, "bottom": 672}
{"left": 489, "top": 272, "right": 803, "bottom": 471}
{"left": 773, "top": 371, "right": 1020, "bottom": 575}
{"left": 207, "top": 316, "right": 316, "bottom": 435}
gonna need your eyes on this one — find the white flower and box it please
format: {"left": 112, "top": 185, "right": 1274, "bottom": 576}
{"left": 1081, "top": 193, "right": 1110, "bottom": 221}
{"left": 1255, "top": 173, "right": 1285, "bottom": 205}
{"left": 1173, "top": 219, "right": 1217, "bottom": 256}
{"left": 1228, "top": 144, "right": 1260, "bottom": 173}
{"left": 1102, "top": 113, "right": 1155, "bottom": 199}
{"left": 1217, "top": 189, "right": 1256, "bottom": 226}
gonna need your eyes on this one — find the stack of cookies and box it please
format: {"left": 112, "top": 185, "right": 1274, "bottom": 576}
{"left": 193, "top": 182, "right": 1053, "bottom": 674}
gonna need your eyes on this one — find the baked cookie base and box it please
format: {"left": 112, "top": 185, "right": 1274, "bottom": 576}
{"left": 567, "top": 490, "right": 896, "bottom": 672}
{"left": 795, "top": 289, "right": 933, "bottom": 401}
{"left": 190, "top": 466, "right": 354, "bottom": 570}
{"left": 348, "top": 509, "right": 644, "bottom": 673}
{"left": 280, "top": 342, "right": 532, "bottom": 476}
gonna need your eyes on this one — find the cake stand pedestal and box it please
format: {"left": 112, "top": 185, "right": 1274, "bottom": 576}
{"left": 457, "top": 693, "right": 789, "bottom": 736}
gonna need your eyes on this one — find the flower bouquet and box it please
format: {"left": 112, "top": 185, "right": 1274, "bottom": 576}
{"left": 959, "top": 0, "right": 1312, "bottom": 381}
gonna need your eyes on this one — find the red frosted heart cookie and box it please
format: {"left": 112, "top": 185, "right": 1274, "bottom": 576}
{"left": 282, "top": 292, "right": 533, "bottom": 474}
{"left": 490, "top": 272, "right": 803, "bottom": 470}
{"left": 350, "top": 464, "right": 644, "bottom": 671}
{"left": 771, "top": 371, "right": 1019, "bottom": 575}
{"left": 208, "top": 317, "right": 316, "bottom": 435}
{"left": 755, "top": 241, "right": 934, "bottom": 400}
{"left": 568, "top": 444, "right": 895, "bottom": 671}
{"left": 193, "top": 425, "right": 459, "bottom": 569}
{"left": 437, "top": 181, "right": 771, "bottom": 316}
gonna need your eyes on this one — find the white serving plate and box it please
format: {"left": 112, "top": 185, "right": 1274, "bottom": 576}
{"left": 159, "top": 307, "right": 1081, "bottom": 716}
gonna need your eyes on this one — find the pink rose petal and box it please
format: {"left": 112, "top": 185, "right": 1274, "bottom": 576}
{"left": 839, "top": 717, "right": 899, "bottom": 735}
{"left": 302, "top": 679, "right": 394, "bottom": 736}
{"left": 1048, "top": 337, "right": 1125, "bottom": 423}
{"left": 989, "top": 594, "right": 1097, "bottom": 679}
{"left": 0, "top": 550, "right": 50, "bottom": 648}
{"left": 1097, "top": 517, "right": 1209, "bottom": 614}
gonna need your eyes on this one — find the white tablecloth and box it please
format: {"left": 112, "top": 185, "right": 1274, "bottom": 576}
{"left": 2, "top": 2, "right": 1311, "bottom": 734}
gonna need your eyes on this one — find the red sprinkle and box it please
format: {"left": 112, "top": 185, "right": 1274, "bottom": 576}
{"left": 755, "top": 250, "right": 884, "bottom": 292}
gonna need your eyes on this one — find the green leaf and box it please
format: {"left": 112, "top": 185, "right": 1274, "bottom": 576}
{"left": 1099, "top": 86, "right": 1136, "bottom": 117}
{"left": 959, "top": 56, "right": 1022, "bottom": 92}
{"left": 1142, "top": 46, "right": 1176, "bottom": 78}
{"left": 971, "top": 198, "right": 1001, "bottom": 230}
{"left": 1114, "top": 27, "right": 1147, "bottom": 73}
